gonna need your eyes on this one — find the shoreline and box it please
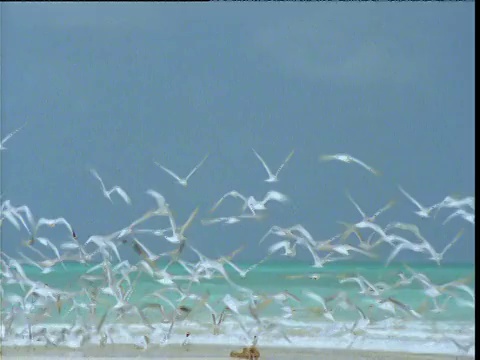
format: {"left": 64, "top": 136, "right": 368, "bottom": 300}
{"left": 1, "top": 344, "right": 474, "bottom": 359}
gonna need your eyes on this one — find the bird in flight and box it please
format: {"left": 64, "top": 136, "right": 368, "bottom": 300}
{"left": 154, "top": 153, "right": 209, "bottom": 187}
{"left": 89, "top": 168, "right": 131, "bottom": 205}
{"left": 1, "top": 123, "right": 27, "bottom": 151}
{"left": 319, "top": 153, "right": 380, "bottom": 176}
{"left": 252, "top": 148, "right": 295, "bottom": 183}
{"left": 398, "top": 186, "right": 441, "bottom": 219}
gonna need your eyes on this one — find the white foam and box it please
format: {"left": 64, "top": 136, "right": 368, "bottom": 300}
{"left": 1, "top": 319, "right": 474, "bottom": 357}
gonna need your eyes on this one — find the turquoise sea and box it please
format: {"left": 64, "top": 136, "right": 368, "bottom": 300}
{"left": 5, "top": 261, "right": 474, "bottom": 322}
{"left": 2, "top": 260, "right": 474, "bottom": 355}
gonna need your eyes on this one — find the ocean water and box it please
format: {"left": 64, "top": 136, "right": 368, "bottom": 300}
{"left": 1, "top": 261, "right": 475, "bottom": 356}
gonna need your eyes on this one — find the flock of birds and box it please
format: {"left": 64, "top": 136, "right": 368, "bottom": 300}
{"left": 0, "top": 123, "right": 475, "bottom": 357}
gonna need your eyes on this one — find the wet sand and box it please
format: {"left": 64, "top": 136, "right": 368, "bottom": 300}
{"left": 0, "top": 344, "right": 473, "bottom": 359}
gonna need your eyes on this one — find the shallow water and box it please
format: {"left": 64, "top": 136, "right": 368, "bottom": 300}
{"left": 1, "top": 262, "right": 475, "bottom": 357}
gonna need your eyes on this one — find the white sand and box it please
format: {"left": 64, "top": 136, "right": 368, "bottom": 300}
{"left": 0, "top": 344, "right": 473, "bottom": 359}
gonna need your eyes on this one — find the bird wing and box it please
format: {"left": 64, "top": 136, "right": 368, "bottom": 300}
{"left": 146, "top": 190, "right": 167, "bottom": 210}
{"left": 252, "top": 149, "right": 274, "bottom": 178}
{"left": 258, "top": 227, "right": 276, "bottom": 244}
{"left": 186, "top": 153, "right": 209, "bottom": 180}
{"left": 303, "top": 290, "right": 327, "bottom": 309}
{"left": 90, "top": 169, "right": 107, "bottom": 192}
{"left": 371, "top": 200, "right": 396, "bottom": 220}
{"left": 350, "top": 156, "right": 380, "bottom": 175}
{"left": 275, "top": 149, "right": 295, "bottom": 177}
{"left": 54, "top": 217, "right": 74, "bottom": 233}
{"left": 154, "top": 162, "right": 183, "bottom": 182}
{"left": 386, "top": 243, "right": 410, "bottom": 266}
{"left": 440, "top": 228, "right": 464, "bottom": 256}
{"left": 201, "top": 217, "right": 225, "bottom": 226}
{"left": 267, "top": 240, "right": 290, "bottom": 255}
{"left": 210, "top": 191, "right": 246, "bottom": 212}
{"left": 347, "top": 245, "right": 377, "bottom": 258}
{"left": 113, "top": 187, "right": 131, "bottom": 205}
{"left": 318, "top": 154, "right": 337, "bottom": 162}
{"left": 345, "top": 191, "right": 367, "bottom": 219}
{"left": 263, "top": 191, "right": 288, "bottom": 204}
{"left": 398, "top": 186, "right": 425, "bottom": 211}
{"left": 180, "top": 207, "right": 199, "bottom": 236}
{"left": 442, "top": 210, "right": 461, "bottom": 225}
{"left": 1, "top": 123, "right": 27, "bottom": 145}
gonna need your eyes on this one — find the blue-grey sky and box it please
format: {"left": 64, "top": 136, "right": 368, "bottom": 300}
{"left": 1, "top": 3, "right": 475, "bottom": 264}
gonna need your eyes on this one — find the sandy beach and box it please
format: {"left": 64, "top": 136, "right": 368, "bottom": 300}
{"left": 0, "top": 344, "right": 473, "bottom": 360}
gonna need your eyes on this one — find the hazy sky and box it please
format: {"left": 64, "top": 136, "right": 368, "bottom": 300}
{"left": 1, "top": 3, "right": 475, "bottom": 264}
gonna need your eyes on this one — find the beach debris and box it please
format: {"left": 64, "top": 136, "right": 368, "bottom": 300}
{"left": 133, "top": 335, "right": 149, "bottom": 350}
{"left": 229, "top": 346, "right": 260, "bottom": 359}
{"left": 230, "top": 336, "right": 260, "bottom": 359}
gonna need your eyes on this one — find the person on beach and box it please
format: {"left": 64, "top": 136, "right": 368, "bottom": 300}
{"left": 182, "top": 331, "right": 191, "bottom": 351}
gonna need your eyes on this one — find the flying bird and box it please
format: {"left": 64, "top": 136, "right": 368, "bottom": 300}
{"left": 398, "top": 186, "right": 440, "bottom": 218}
{"left": 319, "top": 153, "right": 380, "bottom": 176}
{"left": 1, "top": 122, "right": 27, "bottom": 151}
{"left": 252, "top": 148, "right": 295, "bottom": 183}
{"left": 154, "top": 153, "right": 209, "bottom": 187}
{"left": 90, "top": 169, "right": 131, "bottom": 205}
{"left": 345, "top": 190, "right": 395, "bottom": 223}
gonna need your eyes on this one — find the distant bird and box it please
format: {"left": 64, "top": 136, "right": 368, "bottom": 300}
{"left": 267, "top": 240, "right": 296, "bottom": 257}
{"left": 427, "top": 229, "right": 465, "bottom": 265}
{"left": 132, "top": 237, "right": 170, "bottom": 265}
{"left": 145, "top": 189, "right": 171, "bottom": 216}
{"left": 398, "top": 186, "right": 440, "bottom": 218}
{"left": 383, "top": 224, "right": 462, "bottom": 266}
{"left": 339, "top": 274, "right": 385, "bottom": 297}
{"left": 252, "top": 148, "right": 295, "bottom": 183}
{"left": 210, "top": 190, "right": 288, "bottom": 215}
{"left": 34, "top": 217, "right": 75, "bottom": 237}
{"left": 1, "top": 122, "right": 27, "bottom": 150}
{"left": 318, "top": 243, "right": 377, "bottom": 259}
{"left": 434, "top": 195, "right": 475, "bottom": 216}
{"left": 319, "top": 153, "right": 380, "bottom": 176}
{"left": 221, "top": 249, "right": 268, "bottom": 280}
{"left": 243, "top": 191, "right": 289, "bottom": 215}
{"left": 442, "top": 209, "right": 475, "bottom": 226}
{"left": 166, "top": 207, "right": 199, "bottom": 259}
{"left": 377, "top": 297, "right": 422, "bottom": 319}
{"left": 90, "top": 169, "right": 131, "bottom": 205}
{"left": 345, "top": 190, "right": 395, "bottom": 223}
{"left": 154, "top": 153, "right": 209, "bottom": 187}
{"left": 403, "top": 264, "right": 473, "bottom": 300}
{"left": 259, "top": 224, "right": 317, "bottom": 248}
{"left": 385, "top": 239, "right": 430, "bottom": 267}
{"left": 209, "top": 191, "right": 245, "bottom": 212}
{"left": 446, "top": 336, "right": 474, "bottom": 354}
{"left": 201, "top": 213, "right": 263, "bottom": 226}
{"left": 302, "top": 290, "right": 336, "bottom": 321}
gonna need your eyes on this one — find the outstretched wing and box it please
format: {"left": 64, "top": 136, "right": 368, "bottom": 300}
{"left": 350, "top": 156, "right": 381, "bottom": 176}
{"left": 252, "top": 149, "right": 274, "bottom": 178}
{"left": 1, "top": 123, "right": 27, "bottom": 146}
{"left": 345, "top": 190, "right": 367, "bottom": 219}
{"left": 113, "top": 186, "right": 131, "bottom": 205}
{"left": 154, "top": 162, "right": 184, "bottom": 183}
{"left": 275, "top": 149, "right": 295, "bottom": 177}
{"left": 186, "top": 153, "right": 209, "bottom": 180}
{"left": 398, "top": 186, "right": 425, "bottom": 211}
